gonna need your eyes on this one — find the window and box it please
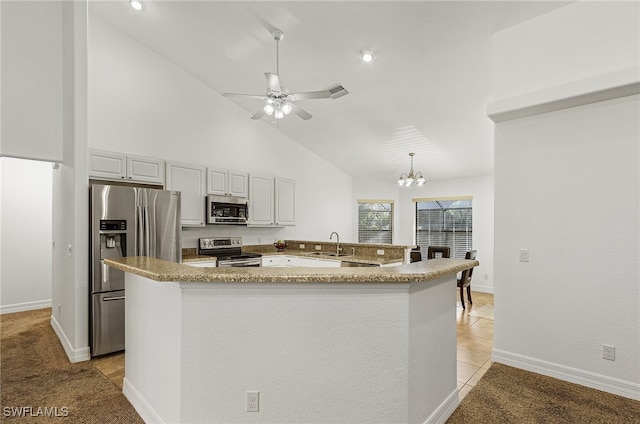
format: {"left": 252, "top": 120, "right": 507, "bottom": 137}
{"left": 415, "top": 197, "right": 472, "bottom": 259}
{"left": 358, "top": 200, "right": 393, "bottom": 244}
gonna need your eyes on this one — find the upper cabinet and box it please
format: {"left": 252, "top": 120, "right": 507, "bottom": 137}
{"left": 165, "top": 161, "right": 206, "bottom": 227}
{"left": 248, "top": 175, "right": 274, "bottom": 226}
{"left": 248, "top": 175, "right": 296, "bottom": 227}
{"left": 89, "top": 150, "right": 164, "bottom": 185}
{"left": 207, "top": 168, "right": 249, "bottom": 198}
{"left": 275, "top": 178, "right": 296, "bottom": 226}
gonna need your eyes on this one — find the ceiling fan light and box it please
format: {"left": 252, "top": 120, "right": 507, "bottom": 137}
{"left": 264, "top": 104, "right": 275, "bottom": 115}
{"left": 274, "top": 109, "right": 284, "bottom": 119}
{"left": 130, "top": 0, "right": 144, "bottom": 11}
{"left": 282, "top": 103, "right": 293, "bottom": 115}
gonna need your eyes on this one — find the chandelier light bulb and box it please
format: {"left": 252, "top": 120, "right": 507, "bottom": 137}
{"left": 397, "top": 153, "right": 426, "bottom": 187}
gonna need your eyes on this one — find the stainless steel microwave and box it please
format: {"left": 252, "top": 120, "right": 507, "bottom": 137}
{"left": 206, "top": 195, "right": 248, "bottom": 225}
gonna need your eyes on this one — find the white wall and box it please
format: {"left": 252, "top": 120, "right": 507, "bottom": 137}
{"left": 87, "top": 15, "right": 353, "bottom": 246}
{"left": 0, "top": 158, "right": 53, "bottom": 313}
{"left": 0, "top": 1, "right": 63, "bottom": 162}
{"left": 491, "top": 0, "right": 640, "bottom": 399}
{"left": 493, "top": 1, "right": 639, "bottom": 100}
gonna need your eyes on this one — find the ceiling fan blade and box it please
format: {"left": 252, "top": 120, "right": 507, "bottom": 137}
{"left": 251, "top": 108, "right": 266, "bottom": 120}
{"left": 291, "top": 104, "right": 312, "bottom": 120}
{"left": 223, "top": 93, "right": 267, "bottom": 100}
{"left": 265, "top": 72, "right": 282, "bottom": 93}
{"left": 288, "top": 90, "right": 332, "bottom": 101}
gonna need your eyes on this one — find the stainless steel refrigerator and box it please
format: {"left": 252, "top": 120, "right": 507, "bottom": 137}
{"left": 90, "top": 183, "right": 181, "bottom": 357}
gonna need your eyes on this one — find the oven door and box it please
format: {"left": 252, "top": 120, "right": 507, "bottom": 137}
{"left": 218, "top": 258, "right": 262, "bottom": 268}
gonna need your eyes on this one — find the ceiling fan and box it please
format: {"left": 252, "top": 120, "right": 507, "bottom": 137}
{"left": 223, "top": 29, "right": 348, "bottom": 121}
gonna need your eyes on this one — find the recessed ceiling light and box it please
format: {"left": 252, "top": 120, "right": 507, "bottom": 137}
{"left": 360, "top": 50, "right": 375, "bottom": 63}
{"left": 130, "top": 0, "right": 144, "bottom": 11}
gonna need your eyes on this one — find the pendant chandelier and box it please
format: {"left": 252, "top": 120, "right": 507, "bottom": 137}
{"left": 397, "top": 153, "right": 426, "bottom": 187}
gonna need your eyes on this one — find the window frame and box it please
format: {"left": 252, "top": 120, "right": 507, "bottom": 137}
{"left": 413, "top": 196, "right": 472, "bottom": 259}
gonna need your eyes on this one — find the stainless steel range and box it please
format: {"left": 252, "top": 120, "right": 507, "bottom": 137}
{"left": 198, "top": 237, "right": 262, "bottom": 267}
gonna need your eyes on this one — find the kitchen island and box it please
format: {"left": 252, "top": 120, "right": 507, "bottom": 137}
{"left": 105, "top": 257, "right": 478, "bottom": 424}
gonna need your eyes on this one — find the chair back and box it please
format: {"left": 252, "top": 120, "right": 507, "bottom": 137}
{"left": 427, "top": 246, "right": 451, "bottom": 259}
{"left": 410, "top": 246, "right": 422, "bottom": 263}
{"left": 461, "top": 250, "right": 477, "bottom": 282}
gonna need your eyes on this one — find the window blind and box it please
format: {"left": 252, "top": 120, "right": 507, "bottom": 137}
{"left": 415, "top": 199, "right": 472, "bottom": 259}
{"left": 358, "top": 201, "right": 393, "bottom": 244}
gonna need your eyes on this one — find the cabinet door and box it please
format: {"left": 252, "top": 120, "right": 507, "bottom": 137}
{"left": 228, "top": 170, "right": 249, "bottom": 198}
{"left": 89, "top": 150, "right": 126, "bottom": 180}
{"left": 248, "top": 176, "right": 274, "bottom": 226}
{"left": 166, "top": 162, "right": 206, "bottom": 227}
{"left": 207, "top": 168, "right": 228, "bottom": 196}
{"left": 275, "top": 178, "right": 296, "bottom": 226}
{"left": 127, "top": 155, "right": 164, "bottom": 185}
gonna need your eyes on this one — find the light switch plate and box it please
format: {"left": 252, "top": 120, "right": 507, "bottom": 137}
{"left": 519, "top": 249, "right": 529, "bottom": 262}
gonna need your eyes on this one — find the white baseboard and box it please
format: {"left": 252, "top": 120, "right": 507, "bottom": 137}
{"left": 0, "top": 299, "right": 52, "bottom": 314}
{"left": 50, "top": 314, "right": 91, "bottom": 363}
{"left": 123, "top": 378, "right": 165, "bottom": 424}
{"left": 493, "top": 349, "right": 640, "bottom": 401}
{"left": 470, "top": 284, "right": 493, "bottom": 294}
{"left": 424, "top": 389, "right": 460, "bottom": 424}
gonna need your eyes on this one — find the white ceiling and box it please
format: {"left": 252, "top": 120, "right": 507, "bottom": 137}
{"left": 89, "top": 0, "right": 571, "bottom": 183}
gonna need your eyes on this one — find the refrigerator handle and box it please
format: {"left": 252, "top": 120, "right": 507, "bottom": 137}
{"left": 136, "top": 205, "right": 146, "bottom": 257}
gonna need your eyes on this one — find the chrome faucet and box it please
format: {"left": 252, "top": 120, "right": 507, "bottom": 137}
{"left": 330, "top": 232, "right": 340, "bottom": 255}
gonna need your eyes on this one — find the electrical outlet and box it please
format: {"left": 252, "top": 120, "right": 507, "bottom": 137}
{"left": 315, "top": 245, "right": 322, "bottom": 250}
{"left": 519, "top": 249, "right": 529, "bottom": 262}
{"left": 377, "top": 249, "right": 385, "bottom": 256}
{"left": 246, "top": 391, "right": 259, "bottom": 412}
{"left": 299, "top": 244, "right": 305, "bottom": 249}
{"left": 603, "top": 345, "right": 615, "bottom": 361}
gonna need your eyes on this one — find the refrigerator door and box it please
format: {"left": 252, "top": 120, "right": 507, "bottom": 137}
{"left": 136, "top": 188, "right": 181, "bottom": 263}
{"left": 91, "top": 290, "right": 125, "bottom": 356}
{"left": 91, "top": 185, "right": 136, "bottom": 293}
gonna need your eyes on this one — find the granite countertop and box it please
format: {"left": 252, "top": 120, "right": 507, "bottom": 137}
{"left": 104, "top": 256, "right": 479, "bottom": 284}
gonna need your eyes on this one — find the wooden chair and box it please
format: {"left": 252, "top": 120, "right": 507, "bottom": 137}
{"left": 458, "top": 250, "right": 477, "bottom": 309}
{"left": 427, "top": 246, "right": 450, "bottom": 259}
{"left": 410, "top": 246, "right": 422, "bottom": 262}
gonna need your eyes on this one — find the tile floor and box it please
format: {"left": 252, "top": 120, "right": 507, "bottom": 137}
{"left": 456, "top": 291, "right": 494, "bottom": 399}
{"left": 94, "top": 290, "right": 495, "bottom": 398}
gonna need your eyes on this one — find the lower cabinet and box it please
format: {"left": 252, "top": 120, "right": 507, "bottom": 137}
{"left": 262, "top": 255, "right": 340, "bottom": 268}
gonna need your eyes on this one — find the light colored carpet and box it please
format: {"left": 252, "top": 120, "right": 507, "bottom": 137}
{"left": 1, "top": 308, "right": 143, "bottom": 423}
{"left": 447, "top": 363, "right": 640, "bottom": 423}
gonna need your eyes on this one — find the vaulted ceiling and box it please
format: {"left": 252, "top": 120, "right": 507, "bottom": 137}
{"left": 89, "top": 1, "right": 571, "bottom": 183}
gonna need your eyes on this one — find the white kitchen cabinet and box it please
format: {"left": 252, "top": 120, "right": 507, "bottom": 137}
{"left": 262, "top": 256, "right": 296, "bottom": 267}
{"left": 248, "top": 175, "right": 296, "bottom": 227}
{"left": 207, "top": 168, "right": 249, "bottom": 198}
{"left": 248, "top": 175, "right": 274, "bottom": 226}
{"left": 275, "top": 178, "right": 296, "bottom": 226}
{"left": 89, "top": 150, "right": 164, "bottom": 185}
{"left": 165, "top": 161, "right": 206, "bottom": 227}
